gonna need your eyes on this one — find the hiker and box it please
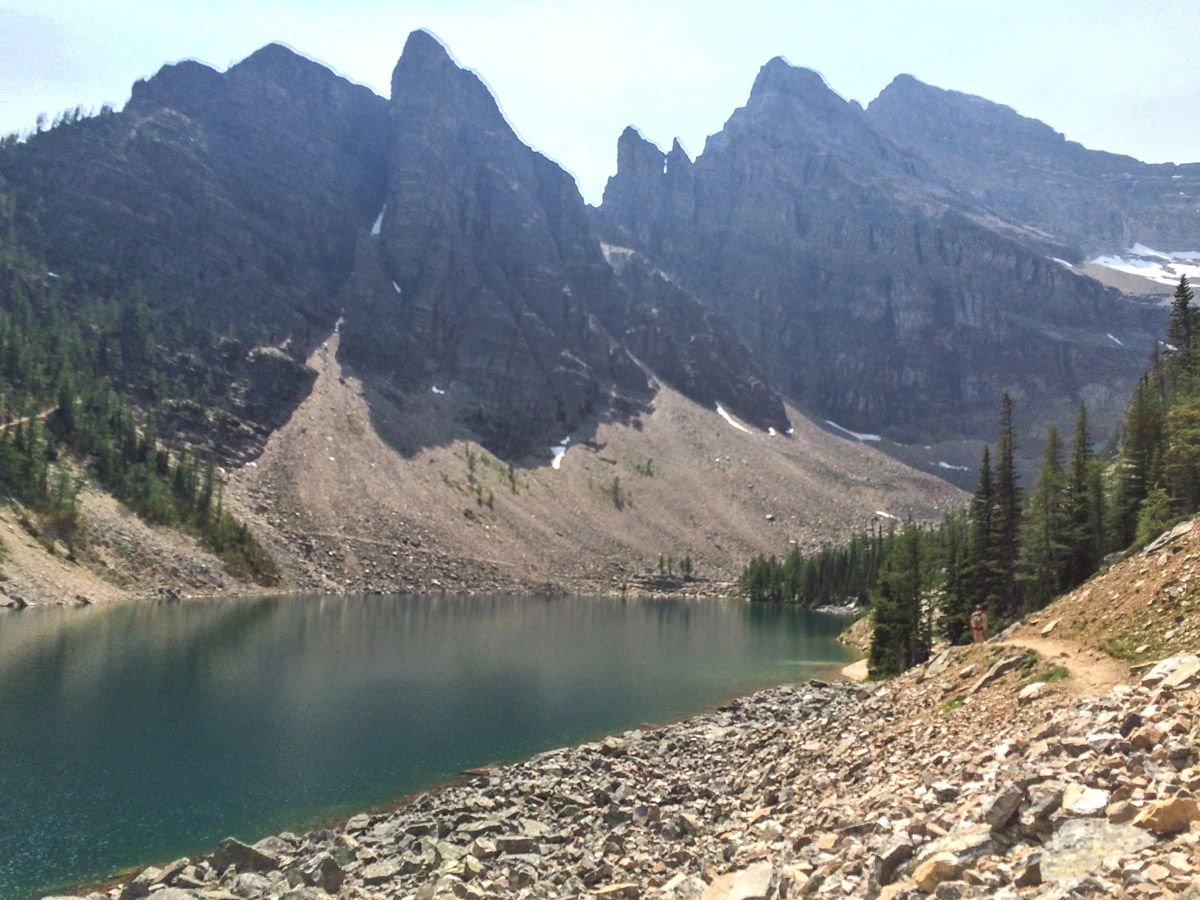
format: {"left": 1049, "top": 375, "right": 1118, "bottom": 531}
{"left": 971, "top": 606, "right": 988, "bottom": 644}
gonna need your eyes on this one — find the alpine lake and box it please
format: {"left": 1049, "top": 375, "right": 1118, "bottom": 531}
{"left": 0, "top": 593, "right": 854, "bottom": 898}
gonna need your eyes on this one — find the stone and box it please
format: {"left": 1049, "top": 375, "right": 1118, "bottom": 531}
{"left": 592, "top": 884, "right": 639, "bottom": 899}
{"left": 679, "top": 812, "right": 705, "bottom": 836}
{"left": 600, "top": 737, "right": 627, "bottom": 757}
{"left": 1061, "top": 784, "right": 1110, "bottom": 816}
{"left": 870, "top": 837, "right": 914, "bottom": 888}
{"left": 1039, "top": 619, "right": 1059, "bottom": 636}
{"left": 913, "top": 853, "right": 963, "bottom": 892}
{"left": 495, "top": 834, "right": 536, "bottom": 854}
{"left": 701, "top": 861, "right": 774, "bottom": 900}
{"left": 298, "top": 852, "right": 344, "bottom": 893}
{"left": 1017, "top": 682, "right": 1048, "bottom": 704}
{"left": 968, "top": 655, "right": 1026, "bottom": 695}
{"left": 360, "top": 858, "right": 401, "bottom": 884}
{"left": 211, "top": 837, "right": 279, "bottom": 875}
{"left": 1141, "top": 653, "right": 1200, "bottom": 688}
{"left": 1041, "top": 819, "right": 1155, "bottom": 882}
{"left": 1133, "top": 797, "right": 1200, "bottom": 834}
{"left": 1105, "top": 800, "right": 1137, "bottom": 824}
{"left": 1013, "top": 855, "right": 1042, "bottom": 887}
{"left": 983, "top": 784, "right": 1025, "bottom": 829}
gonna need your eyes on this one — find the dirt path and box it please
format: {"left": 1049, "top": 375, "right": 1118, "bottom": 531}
{"left": 998, "top": 633, "right": 1131, "bottom": 695}
{"left": 839, "top": 632, "right": 1131, "bottom": 693}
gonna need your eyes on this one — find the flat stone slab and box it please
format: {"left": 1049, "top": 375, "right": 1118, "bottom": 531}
{"left": 1042, "top": 819, "right": 1154, "bottom": 882}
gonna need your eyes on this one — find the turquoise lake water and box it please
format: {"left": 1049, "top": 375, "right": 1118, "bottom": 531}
{"left": 0, "top": 593, "right": 854, "bottom": 898}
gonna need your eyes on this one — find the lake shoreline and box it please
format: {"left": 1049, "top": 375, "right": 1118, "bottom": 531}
{"left": 69, "top": 676, "right": 868, "bottom": 900}
{"left": 71, "top": 668, "right": 859, "bottom": 899}
{"left": 4, "top": 593, "right": 855, "bottom": 899}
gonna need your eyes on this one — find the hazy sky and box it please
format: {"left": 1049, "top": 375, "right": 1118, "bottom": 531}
{"left": 2, "top": 0, "right": 1197, "bottom": 203}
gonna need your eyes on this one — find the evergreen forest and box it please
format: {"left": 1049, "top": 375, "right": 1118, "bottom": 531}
{"left": 739, "top": 275, "right": 1200, "bottom": 678}
{"left": 0, "top": 192, "right": 277, "bottom": 583}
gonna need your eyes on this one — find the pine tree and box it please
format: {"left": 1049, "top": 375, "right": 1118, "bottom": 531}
{"left": 868, "top": 525, "right": 928, "bottom": 678}
{"left": 1065, "top": 404, "right": 1105, "bottom": 583}
{"left": 938, "top": 514, "right": 972, "bottom": 644}
{"left": 964, "top": 445, "right": 1000, "bottom": 618}
{"left": 993, "top": 393, "right": 1022, "bottom": 619}
{"left": 1113, "top": 375, "right": 1165, "bottom": 548}
{"left": 1166, "top": 274, "right": 1196, "bottom": 374}
{"left": 1019, "top": 425, "right": 1071, "bottom": 610}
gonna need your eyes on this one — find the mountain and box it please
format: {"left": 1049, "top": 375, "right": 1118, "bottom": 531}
{"left": 866, "top": 74, "right": 1200, "bottom": 255}
{"left": 0, "top": 43, "right": 389, "bottom": 457}
{"left": 597, "top": 58, "right": 1165, "bottom": 447}
{"left": 338, "top": 30, "right": 787, "bottom": 456}
{"left": 0, "top": 33, "right": 1193, "bottom": 600}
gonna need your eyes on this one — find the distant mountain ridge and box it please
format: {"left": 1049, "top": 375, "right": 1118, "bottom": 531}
{"left": 0, "top": 33, "right": 1188, "bottom": 466}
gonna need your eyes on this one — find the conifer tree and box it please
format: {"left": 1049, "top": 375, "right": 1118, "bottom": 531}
{"left": 993, "top": 393, "right": 1022, "bottom": 619}
{"left": 1065, "top": 404, "right": 1105, "bottom": 582}
{"left": 937, "top": 514, "right": 972, "bottom": 644}
{"left": 964, "top": 445, "right": 1000, "bottom": 617}
{"left": 868, "top": 525, "right": 928, "bottom": 678}
{"left": 1166, "top": 275, "right": 1196, "bottom": 374}
{"left": 1019, "top": 424, "right": 1071, "bottom": 610}
{"left": 1113, "top": 375, "right": 1165, "bottom": 548}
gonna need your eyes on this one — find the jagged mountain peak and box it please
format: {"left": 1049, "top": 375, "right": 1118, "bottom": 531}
{"left": 391, "top": 29, "right": 508, "bottom": 131}
{"left": 231, "top": 41, "right": 313, "bottom": 73}
{"left": 127, "top": 58, "right": 223, "bottom": 116}
{"left": 870, "top": 73, "right": 1066, "bottom": 147}
{"left": 748, "top": 57, "right": 845, "bottom": 109}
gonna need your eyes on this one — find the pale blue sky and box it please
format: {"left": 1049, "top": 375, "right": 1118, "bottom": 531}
{"left": 1, "top": 0, "right": 1197, "bottom": 203}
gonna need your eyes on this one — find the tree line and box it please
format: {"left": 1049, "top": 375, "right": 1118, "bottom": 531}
{"left": 737, "top": 526, "right": 894, "bottom": 607}
{"left": 0, "top": 192, "right": 276, "bottom": 583}
{"left": 739, "top": 275, "right": 1200, "bottom": 678}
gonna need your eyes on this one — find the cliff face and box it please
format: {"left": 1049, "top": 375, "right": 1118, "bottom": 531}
{"left": 338, "top": 31, "right": 787, "bottom": 455}
{"left": 1, "top": 44, "right": 388, "bottom": 342}
{"left": 866, "top": 74, "right": 1200, "bottom": 254}
{"left": 597, "top": 59, "right": 1163, "bottom": 442}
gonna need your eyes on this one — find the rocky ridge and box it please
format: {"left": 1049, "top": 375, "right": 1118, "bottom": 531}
{"left": 865, "top": 74, "right": 1200, "bottom": 254}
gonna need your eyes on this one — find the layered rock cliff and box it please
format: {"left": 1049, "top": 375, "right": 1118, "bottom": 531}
{"left": 597, "top": 58, "right": 1164, "bottom": 443}
{"left": 0, "top": 43, "right": 389, "bottom": 457}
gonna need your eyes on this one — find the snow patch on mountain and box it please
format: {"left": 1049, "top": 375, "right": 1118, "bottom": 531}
{"left": 716, "top": 404, "right": 751, "bottom": 434}
{"left": 1090, "top": 244, "right": 1200, "bottom": 286}
{"left": 550, "top": 436, "right": 571, "bottom": 469}
{"left": 825, "top": 420, "right": 881, "bottom": 442}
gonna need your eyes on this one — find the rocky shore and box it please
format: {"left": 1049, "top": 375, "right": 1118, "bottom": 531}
{"left": 54, "top": 648, "right": 1200, "bottom": 900}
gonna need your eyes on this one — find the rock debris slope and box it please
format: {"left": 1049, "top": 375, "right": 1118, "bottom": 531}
{"left": 225, "top": 328, "right": 959, "bottom": 597}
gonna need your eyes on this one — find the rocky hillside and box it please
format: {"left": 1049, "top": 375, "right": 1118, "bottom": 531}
{"left": 0, "top": 44, "right": 388, "bottom": 459}
{"left": 84, "top": 521, "right": 1200, "bottom": 899}
{"left": 1, "top": 32, "right": 1185, "bottom": 469}
{"left": 220, "top": 327, "right": 959, "bottom": 599}
{"left": 341, "top": 31, "right": 786, "bottom": 457}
